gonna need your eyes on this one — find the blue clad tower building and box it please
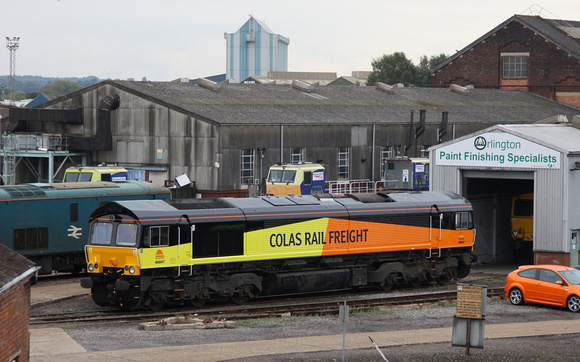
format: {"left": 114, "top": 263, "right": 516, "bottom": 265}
{"left": 225, "top": 16, "right": 290, "bottom": 82}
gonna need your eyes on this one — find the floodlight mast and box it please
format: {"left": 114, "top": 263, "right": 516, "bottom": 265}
{"left": 6, "top": 37, "right": 19, "bottom": 102}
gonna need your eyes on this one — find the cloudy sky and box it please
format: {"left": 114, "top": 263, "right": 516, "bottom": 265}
{"left": 3, "top": 1, "right": 580, "bottom": 81}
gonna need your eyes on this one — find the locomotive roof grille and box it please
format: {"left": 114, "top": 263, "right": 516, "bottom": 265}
{"left": 169, "top": 198, "right": 236, "bottom": 210}
{"left": 3, "top": 185, "right": 47, "bottom": 198}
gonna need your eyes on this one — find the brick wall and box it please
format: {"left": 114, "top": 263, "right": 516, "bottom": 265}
{"left": 0, "top": 281, "right": 31, "bottom": 361}
{"left": 534, "top": 251, "right": 576, "bottom": 266}
{"left": 432, "top": 20, "right": 580, "bottom": 106}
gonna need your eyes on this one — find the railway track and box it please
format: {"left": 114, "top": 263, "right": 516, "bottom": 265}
{"left": 30, "top": 287, "right": 505, "bottom": 326}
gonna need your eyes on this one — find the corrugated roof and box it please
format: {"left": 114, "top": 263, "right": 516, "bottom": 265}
{"left": 99, "top": 80, "right": 579, "bottom": 126}
{"left": 499, "top": 124, "right": 580, "bottom": 154}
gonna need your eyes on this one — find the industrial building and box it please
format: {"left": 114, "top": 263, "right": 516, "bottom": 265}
{"left": 430, "top": 121, "right": 580, "bottom": 266}
{"left": 4, "top": 80, "right": 580, "bottom": 194}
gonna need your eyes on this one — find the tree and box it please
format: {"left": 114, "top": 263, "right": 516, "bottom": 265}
{"left": 416, "top": 53, "right": 449, "bottom": 86}
{"left": 40, "top": 79, "right": 83, "bottom": 98}
{"left": 368, "top": 52, "right": 417, "bottom": 87}
{"left": 367, "top": 52, "right": 449, "bottom": 87}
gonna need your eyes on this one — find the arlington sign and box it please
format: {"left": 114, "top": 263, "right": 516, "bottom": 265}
{"left": 436, "top": 132, "right": 560, "bottom": 169}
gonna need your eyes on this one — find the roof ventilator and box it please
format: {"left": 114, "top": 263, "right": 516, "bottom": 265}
{"left": 292, "top": 80, "right": 314, "bottom": 93}
{"left": 449, "top": 84, "right": 469, "bottom": 94}
{"left": 197, "top": 77, "right": 220, "bottom": 91}
{"left": 375, "top": 82, "right": 394, "bottom": 93}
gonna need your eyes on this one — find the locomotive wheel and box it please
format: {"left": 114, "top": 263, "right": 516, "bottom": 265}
{"left": 231, "top": 295, "right": 249, "bottom": 304}
{"left": 436, "top": 268, "right": 457, "bottom": 285}
{"left": 231, "top": 284, "right": 256, "bottom": 304}
{"left": 457, "top": 264, "right": 471, "bottom": 279}
{"left": 91, "top": 283, "right": 112, "bottom": 307}
{"left": 380, "top": 273, "right": 397, "bottom": 291}
{"left": 380, "top": 281, "right": 393, "bottom": 291}
{"left": 187, "top": 298, "right": 208, "bottom": 308}
{"left": 409, "top": 279, "right": 422, "bottom": 289}
{"left": 146, "top": 301, "right": 165, "bottom": 311}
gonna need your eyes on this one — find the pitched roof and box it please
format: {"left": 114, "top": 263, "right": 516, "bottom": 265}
{"left": 431, "top": 123, "right": 580, "bottom": 155}
{"left": 432, "top": 15, "right": 580, "bottom": 73}
{"left": 0, "top": 244, "right": 37, "bottom": 293}
{"left": 83, "top": 80, "right": 578, "bottom": 127}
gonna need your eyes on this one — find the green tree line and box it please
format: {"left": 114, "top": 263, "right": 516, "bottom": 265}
{"left": 367, "top": 52, "right": 448, "bottom": 87}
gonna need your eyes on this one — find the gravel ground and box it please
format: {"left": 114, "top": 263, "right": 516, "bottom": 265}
{"left": 31, "top": 273, "right": 580, "bottom": 361}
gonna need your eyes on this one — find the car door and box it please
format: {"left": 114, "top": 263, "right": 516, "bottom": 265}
{"left": 535, "top": 269, "right": 567, "bottom": 306}
{"left": 517, "top": 268, "right": 541, "bottom": 302}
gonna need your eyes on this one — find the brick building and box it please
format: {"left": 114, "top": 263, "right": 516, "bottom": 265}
{"left": 431, "top": 15, "right": 580, "bottom": 107}
{"left": 0, "top": 244, "right": 38, "bottom": 362}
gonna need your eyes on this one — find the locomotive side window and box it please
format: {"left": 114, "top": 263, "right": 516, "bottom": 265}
{"left": 116, "top": 223, "right": 138, "bottom": 246}
{"left": 13, "top": 227, "right": 48, "bottom": 250}
{"left": 304, "top": 171, "right": 312, "bottom": 185}
{"left": 70, "top": 203, "right": 79, "bottom": 222}
{"left": 145, "top": 226, "right": 170, "bottom": 247}
{"left": 90, "top": 222, "right": 113, "bottom": 245}
{"left": 441, "top": 212, "right": 455, "bottom": 229}
{"left": 455, "top": 212, "right": 473, "bottom": 230}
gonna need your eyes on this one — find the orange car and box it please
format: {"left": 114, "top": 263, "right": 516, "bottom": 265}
{"left": 504, "top": 265, "right": 580, "bottom": 312}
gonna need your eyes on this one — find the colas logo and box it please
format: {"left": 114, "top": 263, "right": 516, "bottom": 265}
{"left": 155, "top": 250, "right": 165, "bottom": 264}
{"left": 474, "top": 136, "right": 486, "bottom": 150}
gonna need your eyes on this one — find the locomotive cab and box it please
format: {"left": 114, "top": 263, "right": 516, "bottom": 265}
{"left": 85, "top": 216, "right": 142, "bottom": 277}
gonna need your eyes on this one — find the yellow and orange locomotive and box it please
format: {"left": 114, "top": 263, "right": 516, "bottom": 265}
{"left": 81, "top": 191, "right": 475, "bottom": 310}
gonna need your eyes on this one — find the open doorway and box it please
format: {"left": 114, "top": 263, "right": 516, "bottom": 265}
{"left": 463, "top": 175, "right": 534, "bottom": 265}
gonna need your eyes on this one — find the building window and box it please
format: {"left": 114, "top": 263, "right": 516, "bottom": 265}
{"left": 503, "top": 56, "right": 528, "bottom": 78}
{"left": 241, "top": 149, "right": 255, "bottom": 185}
{"left": 420, "top": 145, "right": 430, "bottom": 158}
{"left": 380, "top": 146, "right": 394, "bottom": 178}
{"left": 291, "top": 148, "right": 305, "bottom": 164}
{"left": 338, "top": 147, "right": 350, "bottom": 179}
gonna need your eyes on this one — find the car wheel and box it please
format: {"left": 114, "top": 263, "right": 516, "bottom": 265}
{"left": 567, "top": 295, "right": 580, "bottom": 312}
{"left": 509, "top": 287, "right": 524, "bottom": 305}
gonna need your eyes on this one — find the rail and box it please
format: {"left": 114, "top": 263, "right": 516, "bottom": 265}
{"left": 30, "top": 287, "right": 506, "bottom": 326}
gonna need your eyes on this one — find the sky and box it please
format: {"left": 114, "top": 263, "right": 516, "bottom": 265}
{"left": 3, "top": 1, "right": 580, "bottom": 81}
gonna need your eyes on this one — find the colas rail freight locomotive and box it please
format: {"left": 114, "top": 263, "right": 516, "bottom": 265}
{"left": 81, "top": 191, "right": 475, "bottom": 310}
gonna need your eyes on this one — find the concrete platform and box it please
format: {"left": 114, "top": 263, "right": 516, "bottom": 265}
{"left": 30, "top": 319, "right": 580, "bottom": 361}
{"left": 31, "top": 281, "right": 88, "bottom": 307}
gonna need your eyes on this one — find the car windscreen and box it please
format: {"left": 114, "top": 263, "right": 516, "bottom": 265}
{"left": 560, "top": 270, "right": 580, "bottom": 285}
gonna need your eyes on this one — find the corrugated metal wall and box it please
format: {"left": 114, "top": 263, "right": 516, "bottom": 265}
{"left": 535, "top": 167, "right": 565, "bottom": 252}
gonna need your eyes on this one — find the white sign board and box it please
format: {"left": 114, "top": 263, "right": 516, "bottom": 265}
{"left": 436, "top": 132, "right": 560, "bottom": 169}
